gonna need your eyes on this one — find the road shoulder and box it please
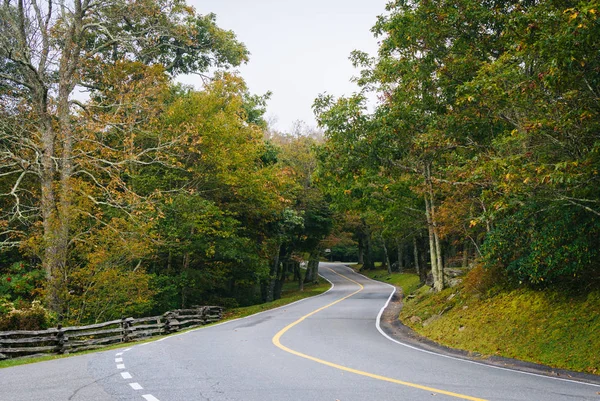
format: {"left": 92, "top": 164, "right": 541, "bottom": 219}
{"left": 378, "top": 285, "right": 600, "bottom": 386}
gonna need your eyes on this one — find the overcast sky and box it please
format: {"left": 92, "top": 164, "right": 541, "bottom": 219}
{"left": 181, "top": 0, "right": 389, "bottom": 133}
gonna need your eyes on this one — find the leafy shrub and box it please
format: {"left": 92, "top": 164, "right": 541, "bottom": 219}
{"left": 0, "top": 295, "right": 13, "bottom": 317}
{"left": 0, "top": 300, "right": 55, "bottom": 331}
{"left": 65, "top": 267, "right": 154, "bottom": 325}
{"left": 482, "top": 203, "right": 600, "bottom": 286}
{"left": 463, "top": 263, "right": 505, "bottom": 295}
{"left": 0, "top": 261, "right": 46, "bottom": 303}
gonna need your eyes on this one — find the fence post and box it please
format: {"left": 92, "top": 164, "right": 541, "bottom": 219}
{"left": 56, "top": 324, "right": 68, "bottom": 355}
{"left": 199, "top": 306, "right": 208, "bottom": 324}
{"left": 162, "top": 311, "right": 179, "bottom": 334}
{"left": 121, "top": 317, "right": 135, "bottom": 342}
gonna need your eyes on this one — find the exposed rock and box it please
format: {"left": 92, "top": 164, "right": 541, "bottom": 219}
{"left": 447, "top": 278, "right": 463, "bottom": 288}
{"left": 425, "top": 268, "right": 467, "bottom": 288}
{"left": 409, "top": 315, "right": 422, "bottom": 324}
{"left": 440, "top": 305, "right": 454, "bottom": 315}
{"left": 444, "top": 268, "right": 467, "bottom": 278}
{"left": 422, "top": 314, "right": 442, "bottom": 327}
{"left": 425, "top": 271, "right": 434, "bottom": 287}
{"left": 459, "top": 326, "right": 466, "bottom": 332}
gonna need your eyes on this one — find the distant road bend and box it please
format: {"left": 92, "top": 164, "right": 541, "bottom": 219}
{"left": 1, "top": 262, "right": 599, "bottom": 401}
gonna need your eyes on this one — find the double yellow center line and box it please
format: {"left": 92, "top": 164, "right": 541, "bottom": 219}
{"left": 272, "top": 267, "right": 488, "bottom": 401}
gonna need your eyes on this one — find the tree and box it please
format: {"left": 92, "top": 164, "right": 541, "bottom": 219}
{"left": 317, "top": 0, "right": 600, "bottom": 289}
{"left": 145, "top": 74, "right": 292, "bottom": 309}
{"left": 0, "top": 0, "right": 248, "bottom": 314}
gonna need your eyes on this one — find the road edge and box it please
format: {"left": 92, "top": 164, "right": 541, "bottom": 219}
{"left": 342, "top": 265, "right": 600, "bottom": 387}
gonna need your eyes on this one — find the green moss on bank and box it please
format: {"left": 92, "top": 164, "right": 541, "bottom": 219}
{"left": 400, "top": 286, "right": 600, "bottom": 375}
{"left": 351, "top": 263, "right": 599, "bottom": 375}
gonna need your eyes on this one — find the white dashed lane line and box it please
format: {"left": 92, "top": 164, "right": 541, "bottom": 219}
{"left": 116, "top": 350, "right": 161, "bottom": 401}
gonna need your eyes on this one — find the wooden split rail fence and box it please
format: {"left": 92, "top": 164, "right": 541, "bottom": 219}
{"left": 0, "top": 306, "right": 223, "bottom": 360}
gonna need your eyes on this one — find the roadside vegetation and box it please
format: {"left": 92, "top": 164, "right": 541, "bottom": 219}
{"left": 401, "top": 280, "right": 600, "bottom": 375}
{"left": 358, "top": 264, "right": 600, "bottom": 375}
{"left": 222, "top": 279, "right": 330, "bottom": 320}
{"left": 315, "top": 0, "right": 599, "bottom": 377}
{"left": 0, "top": 278, "right": 330, "bottom": 369}
{"left": 349, "top": 264, "right": 421, "bottom": 297}
{"left": 0, "top": 0, "right": 333, "bottom": 330}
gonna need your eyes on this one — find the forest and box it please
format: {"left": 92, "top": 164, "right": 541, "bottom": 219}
{"left": 1, "top": 0, "right": 599, "bottom": 333}
{"left": 315, "top": 0, "right": 600, "bottom": 295}
{"left": 0, "top": 0, "right": 332, "bottom": 328}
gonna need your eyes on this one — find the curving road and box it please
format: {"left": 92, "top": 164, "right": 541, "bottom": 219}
{"left": 1, "top": 263, "right": 599, "bottom": 401}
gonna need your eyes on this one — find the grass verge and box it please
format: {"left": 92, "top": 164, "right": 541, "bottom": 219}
{"left": 349, "top": 263, "right": 599, "bottom": 375}
{"left": 0, "top": 279, "right": 330, "bottom": 369}
{"left": 222, "top": 279, "right": 331, "bottom": 320}
{"left": 400, "top": 285, "right": 600, "bottom": 375}
{"left": 347, "top": 263, "right": 421, "bottom": 296}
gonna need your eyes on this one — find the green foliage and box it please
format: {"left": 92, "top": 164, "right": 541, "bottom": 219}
{"left": 462, "top": 264, "right": 507, "bottom": 296}
{"left": 0, "top": 262, "right": 45, "bottom": 304}
{"left": 317, "top": 0, "right": 600, "bottom": 290}
{"left": 0, "top": 300, "right": 55, "bottom": 331}
{"left": 483, "top": 204, "right": 600, "bottom": 285}
{"left": 66, "top": 267, "right": 155, "bottom": 325}
{"left": 0, "top": 0, "right": 257, "bottom": 324}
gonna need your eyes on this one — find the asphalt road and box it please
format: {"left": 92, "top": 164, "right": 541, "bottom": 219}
{"left": 1, "top": 262, "right": 599, "bottom": 401}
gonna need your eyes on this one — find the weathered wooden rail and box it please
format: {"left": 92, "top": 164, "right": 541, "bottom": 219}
{"left": 0, "top": 306, "right": 223, "bottom": 360}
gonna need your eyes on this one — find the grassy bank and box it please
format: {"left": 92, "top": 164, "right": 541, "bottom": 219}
{"left": 348, "top": 264, "right": 421, "bottom": 296}
{"left": 351, "top": 263, "right": 599, "bottom": 375}
{"left": 400, "top": 285, "right": 600, "bottom": 375}
{"left": 222, "top": 279, "right": 331, "bottom": 320}
{"left": 0, "top": 279, "right": 330, "bottom": 369}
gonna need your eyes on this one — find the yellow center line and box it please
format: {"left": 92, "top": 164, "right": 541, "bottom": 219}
{"left": 272, "top": 267, "right": 488, "bottom": 401}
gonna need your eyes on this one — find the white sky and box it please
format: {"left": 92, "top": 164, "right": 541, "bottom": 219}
{"left": 181, "top": 0, "right": 389, "bottom": 133}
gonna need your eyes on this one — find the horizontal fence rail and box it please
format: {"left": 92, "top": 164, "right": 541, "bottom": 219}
{"left": 0, "top": 306, "right": 223, "bottom": 360}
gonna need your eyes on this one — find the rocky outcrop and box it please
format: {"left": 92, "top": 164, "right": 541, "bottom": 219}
{"left": 425, "top": 267, "right": 467, "bottom": 288}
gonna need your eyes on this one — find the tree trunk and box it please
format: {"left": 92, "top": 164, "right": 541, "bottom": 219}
{"left": 273, "top": 260, "right": 287, "bottom": 300}
{"left": 361, "top": 222, "right": 375, "bottom": 270}
{"left": 418, "top": 239, "right": 427, "bottom": 284}
{"left": 413, "top": 236, "right": 424, "bottom": 282}
{"left": 265, "top": 244, "right": 281, "bottom": 302}
{"left": 295, "top": 262, "right": 304, "bottom": 291}
{"left": 425, "top": 163, "right": 444, "bottom": 291}
{"left": 396, "top": 238, "right": 404, "bottom": 273}
{"left": 304, "top": 250, "right": 319, "bottom": 283}
{"left": 181, "top": 252, "right": 190, "bottom": 308}
{"left": 424, "top": 196, "right": 440, "bottom": 289}
{"left": 40, "top": 6, "right": 83, "bottom": 316}
{"left": 357, "top": 238, "right": 364, "bottom": 265}
{"left": 381, "top": 234, "right": 392, "bottom": 274}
